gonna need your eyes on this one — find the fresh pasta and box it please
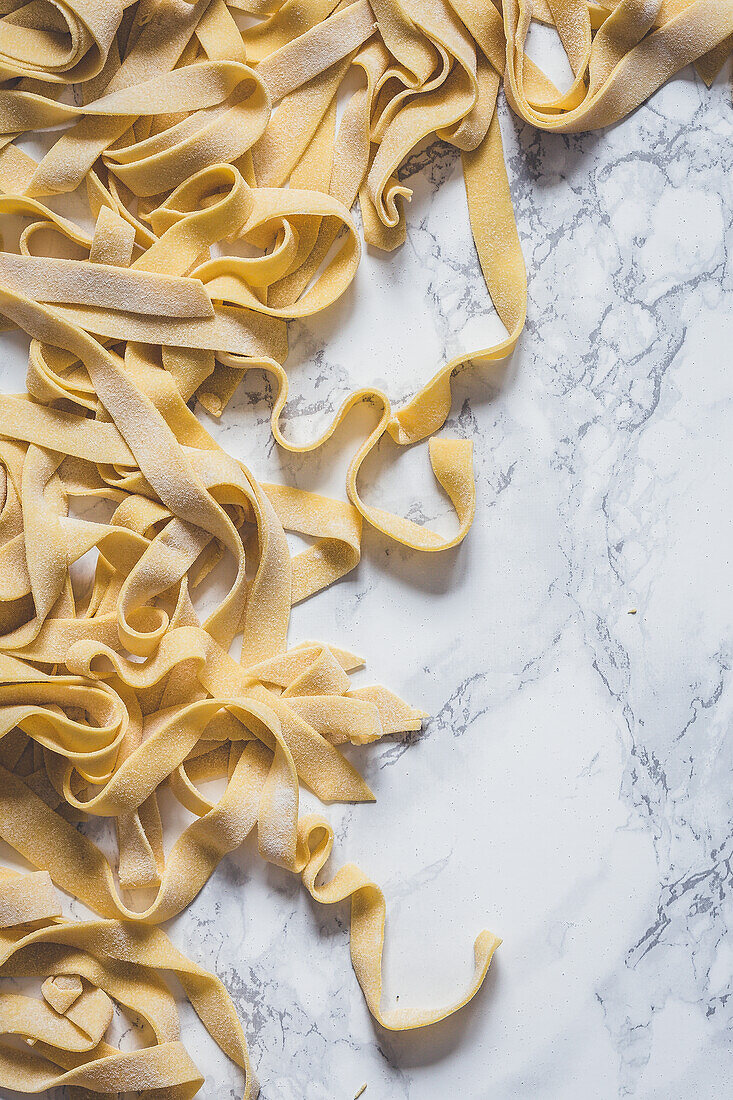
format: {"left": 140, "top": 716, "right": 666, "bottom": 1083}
{"left": 0, "top": 868, "right": 258, "bottom": 1098}
{"left": 0, "top": 0, "right": 728, "bottom": 1095}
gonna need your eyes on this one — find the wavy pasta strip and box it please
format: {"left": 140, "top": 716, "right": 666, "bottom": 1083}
{"left": 0, "top": 1, "right": 729, "bottom": 1096}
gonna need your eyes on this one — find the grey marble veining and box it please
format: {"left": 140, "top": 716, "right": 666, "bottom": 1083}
{"left": 0, "top": 49, "right": 730, "bottom": 1100}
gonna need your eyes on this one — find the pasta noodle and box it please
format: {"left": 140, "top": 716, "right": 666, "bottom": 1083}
{"left": 0, "top": 0, "right": 728, "bottom": 1094}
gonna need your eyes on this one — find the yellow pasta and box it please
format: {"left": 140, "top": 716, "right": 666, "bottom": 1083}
{"left": 0, "top": 868, "right": 258, "bottom": 1097}
{"left": 0, "top": 0, "right": 729, "bottom": 1095}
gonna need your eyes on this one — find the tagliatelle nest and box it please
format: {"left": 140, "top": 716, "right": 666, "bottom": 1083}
{"left": 0, "top": 0, "right": 728, "bottom": 1096}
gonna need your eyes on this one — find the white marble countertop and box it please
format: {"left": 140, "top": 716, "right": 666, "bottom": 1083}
{"left": 2, "top": 41, "right": 732, "bottom": 1100}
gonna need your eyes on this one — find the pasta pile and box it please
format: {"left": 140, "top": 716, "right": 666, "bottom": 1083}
{"left": 0, "top": 868, "right": 259, "bottom": 1095}
{"left": 0, "top": 0, "right": 729, "bottom": 1095}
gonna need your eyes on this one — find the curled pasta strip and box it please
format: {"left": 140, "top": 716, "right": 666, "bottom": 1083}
{"left": 0, "top": 0, "right": 126, "bottom": 82}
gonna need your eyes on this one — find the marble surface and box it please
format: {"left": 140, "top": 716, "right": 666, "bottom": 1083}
{"left": 2, "top": 37, "right": 732, "bottom": 1100}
